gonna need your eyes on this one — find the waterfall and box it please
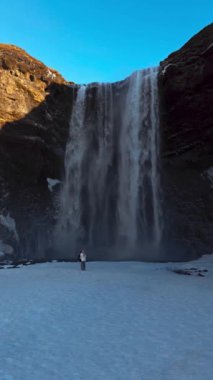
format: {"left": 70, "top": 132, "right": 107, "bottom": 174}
{"left": 56, "top": 67, "right": 162, "bottom": 260}
{"left": 117, "top": 68, "right": 161, "bottom": 249}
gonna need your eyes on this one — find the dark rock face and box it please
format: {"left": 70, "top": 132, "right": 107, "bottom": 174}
{"left": 159, "top": 24, "right": 213, "bottom": 259}
{"left": 0, "top": 45, "right": 75, "bottom": 258}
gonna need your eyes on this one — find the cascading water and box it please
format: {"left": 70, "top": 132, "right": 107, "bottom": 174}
{"left": 117, "top": 68, "right": 161, "bottom": 249}
{"left": 56, "top": 67, "right": 162, "bottom": 260}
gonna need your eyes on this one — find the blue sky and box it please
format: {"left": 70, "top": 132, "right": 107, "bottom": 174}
{"left": 0, "top": 0, "right": 212, "bottom": 83}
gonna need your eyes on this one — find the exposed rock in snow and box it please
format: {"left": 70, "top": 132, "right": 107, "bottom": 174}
{"left": 172, "top": 267, "right": 208, "bottom": 276}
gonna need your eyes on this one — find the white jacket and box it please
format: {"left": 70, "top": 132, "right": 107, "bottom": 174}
{"left": 80, "top": 252, "right": 86, "bottom": 262}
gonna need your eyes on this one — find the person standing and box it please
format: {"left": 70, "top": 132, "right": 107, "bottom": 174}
{"left": 79, "top": 249, "right": 86, "bottom": 271}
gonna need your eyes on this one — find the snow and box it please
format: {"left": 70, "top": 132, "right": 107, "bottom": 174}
{"left": 206, "top": 167, "right": 213, "bottom": 187}
{"left": 202, "top": 43, "right": 213, "bottom": 56}
{"left": 0, "top": 240, "right": 13, "bottom": 256}
{"left": 0, "top": 255, "right": 213, "bottom": 380}
{"left": 0, "top": 213, "right": 19, "bottom": 241}
{"left": 46, "top": 69, "right": 56, "bottom": 80}
{"left": 161, "top": 63, "right": 175, "bottom": 76}
{"left": 47, "top": 178, "right": 61, "bottom": 192}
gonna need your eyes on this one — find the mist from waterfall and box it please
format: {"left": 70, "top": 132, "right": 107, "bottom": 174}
{"left": 56, "top": 67, "right": 162, "bottom": 260}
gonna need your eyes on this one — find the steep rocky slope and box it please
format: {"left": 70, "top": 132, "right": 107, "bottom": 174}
{"left": 0, "top": 44, "right": 66, "bottom": 125}
{"left": 0, "top": 45, "right": 74, "bottom": 258}
{"left": 159, "top": 23, "right": 213, "bottom": 259}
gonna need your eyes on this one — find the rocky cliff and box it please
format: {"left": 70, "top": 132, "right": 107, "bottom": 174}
{"left": 159, "top": 23, "right": 213, "bottom": 259}
{"left": 0, "top": 44, "right": 74, "bottom": 259}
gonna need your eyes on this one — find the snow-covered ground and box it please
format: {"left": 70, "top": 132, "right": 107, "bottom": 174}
{"left": 0, "top": 255, "right": 213, "bottom": 380}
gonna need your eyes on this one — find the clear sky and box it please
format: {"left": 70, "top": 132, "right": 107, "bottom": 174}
{"left": 0, "top": 0, "right": 212, "bottom": 84}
